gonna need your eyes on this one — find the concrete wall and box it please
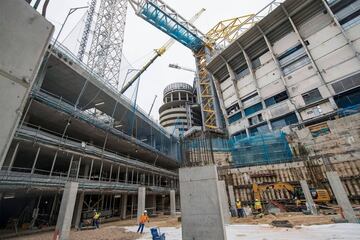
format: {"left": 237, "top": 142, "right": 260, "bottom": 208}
{"left": 214, "top": 5, "right": 360, "bottom": 137}
{"left": 290, "top": 112, "right": 360, "bottom": 161}
{"left": 0, "top": 0, "right": 53, "bottom": 167}
{"left": 218, "top": 113, "right": 360, "bottom": 204}
{"left": 179, "top": 165, "right": 227, "bottom": 240}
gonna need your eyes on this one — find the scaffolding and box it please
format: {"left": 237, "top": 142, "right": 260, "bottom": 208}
{"left": 229, "top": 131, "right": 293, "bottom": 167}
{"left": 182, "top": 131, "right": 293, "bottom": 167}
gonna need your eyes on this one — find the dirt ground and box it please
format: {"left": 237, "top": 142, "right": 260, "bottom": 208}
{"left": 9, "top": 215, "right": 180, "bottom": 240}
{"left": 231, "top": 212, "right": 335, "bottom": 226}
{"left": 8, "top": 213, "right": 338, "bottom": 240}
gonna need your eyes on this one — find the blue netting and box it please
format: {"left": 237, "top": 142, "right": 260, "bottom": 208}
{"left": 229, "top": 131, "right": 292, "bottom": 167}
{"left": 185, "top": 131, "right": 293, "bottom": 167}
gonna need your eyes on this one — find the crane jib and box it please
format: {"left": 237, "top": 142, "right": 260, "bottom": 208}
{"left": 138, "top": 1, "right": 205, "bottom": 52}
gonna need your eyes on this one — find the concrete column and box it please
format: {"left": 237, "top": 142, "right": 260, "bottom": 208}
{"left": 83, "top": 163, "right": 90, "bottom": 179}
{"left": 300, "top": 180, "right": 318, "bottom": 215}
{"left": 116, "top": 165, "right": 120, "bottom": 182}
{"left": 218, "top": 180, "right": 230, "bottom": 224}
{"left": 150, "top": 194, "right": 157, "bottom": 215}
{"left": 50, "top": 151, "right": 58, "bottom": 176}
{"left": 121, "top": 193, "right": 128, "bottom": 219}
{"left": 137, "top": 187, "right": 146, "bottom": 223}
{"left": 67, "top": 155, "right": 74, "bottom": 178}
{"left": 220, "top": 55, "right": 244, "bottom": 115}
{"left": 7, "top": 142, "right": 19, "bottom": 171}
{"left": 88, "top": 159, "right": 94, "bottom": 180}
{"left": 326, "top": 171, "right": 358, "bottom": 223}
{"left": 54, "top": 182, "right": 79, "bottom": 240}
{"left": 170, "top": 190, "right": 176, "bottom": 216}
{"left": 125, "top": 167, "right": 128, "bottom": 183}
{"left": 73, "top": 192, "right": 84, "bottom": 229}
{"left": 281, "top": 5, "right": 337, "bottom": 110}
{"left": 179, "top": 165, "right": 227, "bottom": 240}
{"left": 228, "top": 185, "right": 236, "bottom": 212}
{"left": 30, "top": 147, "right": 41, "bottom": 174}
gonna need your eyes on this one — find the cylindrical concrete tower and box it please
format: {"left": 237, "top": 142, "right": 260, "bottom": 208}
{"left": 159, "top": 82, "right": 201, "bottom": 135}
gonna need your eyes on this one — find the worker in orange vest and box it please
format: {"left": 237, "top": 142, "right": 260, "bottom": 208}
{"left": 137, "top": 210, "right": 150, "bottom": 234}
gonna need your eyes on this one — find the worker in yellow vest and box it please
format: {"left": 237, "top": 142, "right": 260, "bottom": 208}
{"left": 235, "top": 199, "right": 244, "bottom": 218}
{"left": 254, "top": 199, "right": 262, "bottom": 213}
{"left": 295, "top": 197, "right": 302, "bottom": 211}
{"left": 92, "top": 209, "right": 101, "bottom": 229}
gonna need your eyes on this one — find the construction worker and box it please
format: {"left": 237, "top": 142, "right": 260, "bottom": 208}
{"left": 295, "top": 197, "right": 302, "bottom": 211}
{"left": 92, "top": 209, "right": 101, "bottom": 229}
{"left": 254, "top": 199, "right": 262, "bottom": 213}
{"left": 235, "top": 199, "right": 244, "bottom": 218}
{"left": 137, "top": 210, "right": 150, "bottom": 234}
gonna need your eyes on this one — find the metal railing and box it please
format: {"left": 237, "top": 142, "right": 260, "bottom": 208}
{"left": 49, "top": 40, "right": 171, "bottom": 137}
{"left": 0, "top": 169, "right": 172, "bottom": 192}
{"left": 163, "top": 82, "right": 193, "bottom": 96}
{"left": 30, "top": 89, "right": 180, "bottom": 161}
{"left": 16, "top": 123, "right": 178, "bottom": 176}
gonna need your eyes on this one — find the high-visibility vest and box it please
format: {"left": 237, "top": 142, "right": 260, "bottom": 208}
{"left": 139, "top": 214, "right": 149, "bottom": 224}
{"left": 93, "top": 212, "right": 100, "bottom": 220}
{"left": 254, "top": 201, "right": 262, "bottom": 209}
{"left": 236, "top": 201, "right": 242, "bottom": 209}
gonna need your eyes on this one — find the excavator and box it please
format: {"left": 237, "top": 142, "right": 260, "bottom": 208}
{"left": 252, "top": 182, "right": 331, "bottom": 204}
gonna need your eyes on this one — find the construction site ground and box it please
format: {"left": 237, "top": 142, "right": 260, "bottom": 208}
{"left": 7, "top": 213, "right": 360, "bottom": 240}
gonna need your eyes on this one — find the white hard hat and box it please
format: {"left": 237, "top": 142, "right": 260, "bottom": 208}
{"left": 144, "top": 210, "right": 147, "bottom": 213}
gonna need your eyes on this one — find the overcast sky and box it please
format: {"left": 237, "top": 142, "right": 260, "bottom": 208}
{"left": 37, "top": 0, "right": 272, "bottom": 121}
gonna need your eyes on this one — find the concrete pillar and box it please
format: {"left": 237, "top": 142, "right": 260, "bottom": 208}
{"left": 300, "top": 180, "right": 318, "bottom": 215}
{"left": 83, "top": 163, "right": 90, "bottom": 179}
{"left": 121, "top": 193, "right": 128, "bottom": 219}
{"left": 73, "top": 192, "right": 84, "bottom": 229}
{"left": 54, "top": 182, "right": 79, "bottom": 240}
{"left": 170, "top": 190, "right": 176, "bottom": 216}
{"left": 137, "top": 187, "right": 146, "bottom": 223}
{"left": 326, "top": 171, "right": 358, "bottom": 223}
{"left": 150, "top": 194, "right": 157, "bottom": 215}
{"left": 218, "top": 180, "right": 230, "bottom": 224}
{"left": 228, "top": 185, "right": 236, "bottom": 213}
{"left": 179, "top": 165, "right": 227, "bottom": 240}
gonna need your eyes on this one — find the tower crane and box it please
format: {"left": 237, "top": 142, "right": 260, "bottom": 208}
{"left": 126, "top": 0, "right": 262, "bottom": 131}
{"left": 125, "top": 0, "right": 226, "bottom": 130}
{"left": 120, "top": 7, "right": 206, "bottom": 94}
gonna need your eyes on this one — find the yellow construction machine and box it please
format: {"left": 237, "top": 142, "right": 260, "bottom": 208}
{"left": 252, "top": 182, "right": 331, "bottom": 204}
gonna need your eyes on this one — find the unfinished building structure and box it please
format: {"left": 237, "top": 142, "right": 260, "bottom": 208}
{"left": 0, "top": 1, "right": 180, "bottom": 235}
{"left": 159, "top": 82, "right": 202, "bottom": 135}
{"left": 203, "top": 0, "right": 360, "bottom": 205}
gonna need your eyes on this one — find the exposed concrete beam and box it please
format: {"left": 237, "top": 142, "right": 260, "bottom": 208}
{"left": 281, "top": 4, "right": 338, "bottom": 110}
{"left": 321, "top": 0, "right": 360, "bottom": 62}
